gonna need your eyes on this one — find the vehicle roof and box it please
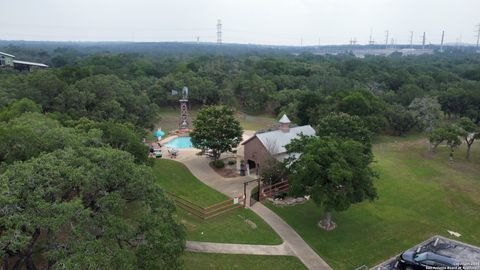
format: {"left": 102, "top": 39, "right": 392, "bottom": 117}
{"left": 415, "top": 252, "right": 458, "bottom": 265}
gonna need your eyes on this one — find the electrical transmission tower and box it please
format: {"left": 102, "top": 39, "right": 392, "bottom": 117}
{"left": 385, "top": 30, "right": 389, "bottom": 49}
{"left": 422, "top": 32, "right": 426, "bottom": 49}
{"left": 217, "top": 19, "right": 222, "bottom": 45}
{"left": 440, "top": 30, "right": 445, "bottom": 52}
{"left": 409, "top": 31, "right": 414, "bottom": 48}
{"left": 368, "top": 29, "right": 374, "bottom": 45}
{"left": 476, "top": 24, "right": 480, "bottom": 50}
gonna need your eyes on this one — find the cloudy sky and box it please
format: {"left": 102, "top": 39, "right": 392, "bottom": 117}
{"left": 1, "top": 0, "right": 479, "bottom": 46}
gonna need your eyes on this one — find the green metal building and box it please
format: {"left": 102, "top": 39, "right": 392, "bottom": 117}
{"left": 0, "top": 51, "right": 48, "bottom": 71}
{"left": 0, "top": 51, "right": 15, "bottom": 67}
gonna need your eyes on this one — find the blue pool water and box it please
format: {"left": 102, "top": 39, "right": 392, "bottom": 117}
{"left": 164, "top": 137, "right": 193, "bottom": 148}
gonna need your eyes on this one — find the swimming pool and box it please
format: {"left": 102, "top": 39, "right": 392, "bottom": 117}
{"left": 164, "top": 136, "right": 193, "bottom": 148}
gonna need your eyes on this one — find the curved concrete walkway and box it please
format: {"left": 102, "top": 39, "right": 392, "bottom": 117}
{"left": 168, "top": 131, "right": 332, "bottom": 270}
{"left": 186, "top": 241, "right": 293, "bottom": 256}
{"left": 250, "top": 203, "right": 331, "bottom": 270}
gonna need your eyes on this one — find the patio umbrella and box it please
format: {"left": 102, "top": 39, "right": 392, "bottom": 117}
{"left": 154, "top": 130, "right": 165, "bottom": 137}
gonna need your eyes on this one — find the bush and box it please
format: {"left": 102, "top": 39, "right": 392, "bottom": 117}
{"left": 227, "top": 160, "right": 236, "bottom": 166}
{"left": 274, "top": 192, "right": 287, "bottom": 200}
{"left": 213, "top": 160, "right": 225, "bottom": 168}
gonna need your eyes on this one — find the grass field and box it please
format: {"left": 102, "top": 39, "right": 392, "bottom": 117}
{"left": 177, "top": 207, "right": 282, "bottom": 245}
{"left": 266, "top": 137, "right": 480, "bottom": 269}
{"left": 153, "top": 159, "right": 282, "bottom": 245}
{"left": 153, "top": 159, "right": 227, "bottom": 207}
{"left": 156, "top": 107, "right": 277, "bottom": 132}
{"left": 236, "top": 113, "right": 278, "bottom": 131}
{"left": 182, "top": 252, "right": 307, "bottom": 270}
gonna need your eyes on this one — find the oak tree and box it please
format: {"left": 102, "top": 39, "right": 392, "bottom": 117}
{"left": 286, "top": 136, "right": 377, "bottom": 230}
{"left": 190, "top": 106, "right": 243, "bottom": 161}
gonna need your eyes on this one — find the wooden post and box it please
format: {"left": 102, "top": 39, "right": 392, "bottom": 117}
{"left": 243, "top": 182, "right": 247, "bottom": 208}
{"left": 257, "top": 179, "right": 261, "bottom": 201}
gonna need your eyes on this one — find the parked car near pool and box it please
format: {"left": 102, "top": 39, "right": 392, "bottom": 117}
{"left": 398, "top": 250, "right": 463, "bottom": 270}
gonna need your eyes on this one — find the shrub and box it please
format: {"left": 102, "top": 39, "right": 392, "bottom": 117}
{"left": 213, "top": 160, "right": 225, "bottom": 168}
{"left": 227, "top": 160, "right": 236, "bottom": 166}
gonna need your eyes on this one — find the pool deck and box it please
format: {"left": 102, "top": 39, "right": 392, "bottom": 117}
{"left": 159, "top": 135, "right": 178, "bottom": 145}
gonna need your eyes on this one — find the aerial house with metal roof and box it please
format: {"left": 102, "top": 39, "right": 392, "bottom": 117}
{"left": 0, "top": 51, "right": 15, "bottom": 67}
{"left": 0, "top": 51, "right": 49, "bottom": 71}
{"left": 241, "top": 114, "right": 316, "bottom": 175}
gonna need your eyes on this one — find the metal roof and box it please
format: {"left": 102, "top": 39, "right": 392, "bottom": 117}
{"left": 0, "top": 51, "right": 15, "bottom": 58}
{"left": 278, "top": 114, "right": 291, "bottom": 124}
{"left": 243, "top": 125, "right": 316, "bottom": 155}
{"left": 13, "top": 60, "right": 49, "bottom": 68}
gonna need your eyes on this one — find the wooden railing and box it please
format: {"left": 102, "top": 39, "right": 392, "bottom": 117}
{"left": 167, "top": 192, "right": 244, "bottom": 220}
{"left": 261, "top": 180, "right": 289, "bottom": 198}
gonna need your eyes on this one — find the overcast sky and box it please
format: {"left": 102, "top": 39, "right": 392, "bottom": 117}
{"left": 1, "top": 0, "right": 479, "bottom": 46}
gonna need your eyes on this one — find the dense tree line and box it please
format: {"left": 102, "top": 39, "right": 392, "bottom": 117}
{"left": 2, "top": 47, "right": 479, "bottom": 131}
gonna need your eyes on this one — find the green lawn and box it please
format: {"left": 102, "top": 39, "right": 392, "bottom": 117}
{"left": 373, "top": 131, "right": 424, "bottom": 144}
{"left": 182, "top": 252, "right": 307, "bottom": 270}
{"left": 236, "top": 113, "right": 277, "bottom": 131}
{"left": 266, "top": 137, "right": 480, "bottom": 269}
{"left": 153, "top": 159, "right": 227, "bottom": 207}
{"left": 153, "top": 159, "right": 282, "bottom": 245}
{"left": 177, "top": 207, "right": 282, "bottom": 245}
{"left": 156, "top": 107, "right": 277, "bottom": 132}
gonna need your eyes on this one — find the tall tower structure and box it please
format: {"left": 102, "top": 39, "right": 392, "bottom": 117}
{"left": 409, "top": 31, "right": 414, "bottom": 48}
{"left": 440, "top": 30, "right": 445, "bottom": 52}
{"left": 368, "top": 28, "right": 373, "bottom": 45}
{"left": 422, "top": 32, "right": 426, "bottom": 49}
{"left": 476, "top": 24, "right": 480, "bottom": 50}
{"left": 217, "top": 19, "right": 222, "bottom": 45}
{"left": 385, "top": 30, "right": 389, "bottom": 49}
{"left": 178, "top": 87, "right": 190, "bottom": 131}
{"left": 368, "top": 29, "right": 375, "bottom": 45}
